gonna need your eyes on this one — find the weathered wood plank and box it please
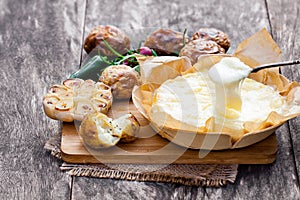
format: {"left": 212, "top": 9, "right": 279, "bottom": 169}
{"left": 72, "top": 177, "right": 200, "bottom": 200}
{"left": 204, "top": 125, "right": 299, "bottom": 200}
{"left": 0, "top": 0, "right": 86, "bottom": 199}
{"left": 267, "top": 0, "right": 300, "bottom": 187}
{"left": 71, "top": 0, "right": 299, "bottom": 199}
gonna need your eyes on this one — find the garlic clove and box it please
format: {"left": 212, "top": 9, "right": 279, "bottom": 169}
{"left": 63, "top": 78, "right": 84, "bottom": 90}
{"left": 55, "top": 99, "right": 74, "bottom": 111}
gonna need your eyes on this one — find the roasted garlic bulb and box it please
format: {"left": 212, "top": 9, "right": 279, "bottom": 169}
{"left": 43, "top": 78, "right": 113, "bottom": 122}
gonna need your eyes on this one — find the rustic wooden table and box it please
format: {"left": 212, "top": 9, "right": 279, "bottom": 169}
{"left": 1, "top": 0, "right": 299, "bottom": 199}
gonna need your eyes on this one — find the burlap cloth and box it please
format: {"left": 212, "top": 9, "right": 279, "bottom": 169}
{"left": 44, "top": 132, "right": 238, "bottom": 187}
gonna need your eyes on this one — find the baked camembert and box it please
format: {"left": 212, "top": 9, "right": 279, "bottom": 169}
{"left": 150, "top": 57, "right": 287, "bottom": 141}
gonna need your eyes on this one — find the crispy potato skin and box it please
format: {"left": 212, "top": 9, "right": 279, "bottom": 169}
{"left": 99, "top": 65, "right": 141, "bottom": 99}
{"left": 79, "top": 112, "right": 140, "bottom": 149}
{"left": 179, "top": 39, "right": 225, "bottom": 65}
{"left": 79, "top": 113, "right": 120, "bottom": 149}
{"left": 84, "top": 25, "right": 130, "bottom": 56}
{"left": 191, "top": 28, "right": 230, "bottom": 51}
{"left": 144, "top": 28, "right": 189, "bottom": 55}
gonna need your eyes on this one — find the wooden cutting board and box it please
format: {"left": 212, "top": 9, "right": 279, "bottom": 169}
{"left": 61, "top": 100, "right": 278, "bottom": 164}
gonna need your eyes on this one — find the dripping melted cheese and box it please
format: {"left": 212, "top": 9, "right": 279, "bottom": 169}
{"left": 151, "top": 65, "right": 284, "bottom": 133}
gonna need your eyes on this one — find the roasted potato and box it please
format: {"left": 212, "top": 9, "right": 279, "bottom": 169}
{"left": 79, "top": 113, "right": 121, "bottom": 149}
{"left": 79, "top": 112, "right": 140, "bottom": 149}
{"left": 99, "top": 65, "right": 141, "bottom": 99}
{"left": 179, "top": 39, "right": 225, "bottom": 65}
{"left": 114, "top": 113, "right": 140, "bottom": 143}
{"left": 144, "top": 28, "right": 189, "bottom": 55}
{"left": 84, "top": 25, "right": 130, "bottom": 56}
{"left": 191, "top": 28, "right": 230, "bottom": 51}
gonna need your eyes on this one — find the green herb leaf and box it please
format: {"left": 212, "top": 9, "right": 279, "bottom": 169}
{"left": 133, "top": 65, "right": 140, "bottom": 74}
{"left": 102, "top": 39, "right": 123, "bottom": 57}
{"left": 151, "top": 49, "right": 158, "bottom": 56}
{"left": 183, "top": 28, "right": 187, "bottom": 47}
{"left": 116, "top": 54, "right": 137, "bottom": 65}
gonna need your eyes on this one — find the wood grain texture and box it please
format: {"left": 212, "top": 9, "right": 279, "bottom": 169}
{"left": 61, "top": 122, "right": 277, "bottom": 164}
{"left": 267, "top": 0, "right": 300, "bottom": 188}
{"left": 72, "top": 177, "right": 202, "bottom": 200}
{"left": 0, "top": 0, "right": 86, "bottom": 199}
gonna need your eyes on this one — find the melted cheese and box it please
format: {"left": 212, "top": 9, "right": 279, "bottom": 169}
{"left": 208, "top": 57, "right": 252, "bottom": 119}
{"left": 208, "top": 57, "right": 252, "bottom": 84}
{"left": 152, "top": 72, "right": 214, "bottom": 128}
{"left": 151, "top": 72, "right": 284, "bottom": 132}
